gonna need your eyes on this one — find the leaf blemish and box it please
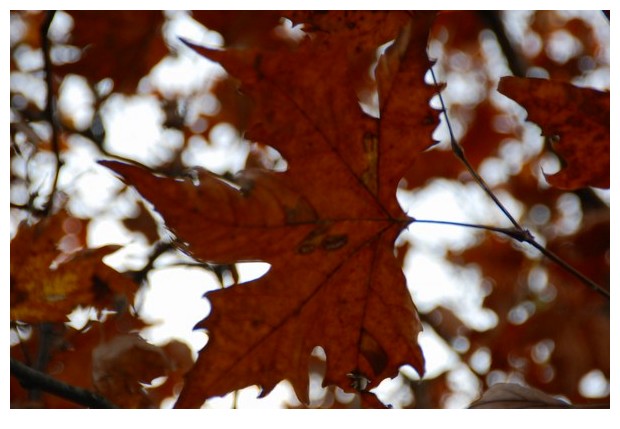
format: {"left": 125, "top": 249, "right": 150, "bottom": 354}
{"left": 297, "top": 243, "right": 316, "bottom": 254}
{"left": 321, "top": 234, "right": 348, "bottom": 251}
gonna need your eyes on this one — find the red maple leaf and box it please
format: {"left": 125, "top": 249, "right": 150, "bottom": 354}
{"left": 102, "top": 11, "right": 439, "bottom": 408}
{"left": 498, "top": 76, "right": 609, "bottom": 190}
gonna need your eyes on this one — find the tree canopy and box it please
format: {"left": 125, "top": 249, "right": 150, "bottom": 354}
{"left": 10, "top": 10, "right": 610, "bottom": 409}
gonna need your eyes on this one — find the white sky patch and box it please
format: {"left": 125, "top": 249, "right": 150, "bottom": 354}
{"left": 236, "top": 262, "right": 271, "bottom": 283}
{"left": 138, "top": 266, "right": 212, "bottom": 354}
{"left": 101, "top": 94, "right": 165, "bottom": 165}
{"left": 578, "top": 369, "right": 610, "bottom": 398}
{"left": 182, "top": 124, "right": 251, "bottom": 174}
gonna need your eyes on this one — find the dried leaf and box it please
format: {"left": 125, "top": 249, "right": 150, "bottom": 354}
{"left": 102, "top": 11, "right": 439, "bottom": 408}
{"left": 11, "top": 311, "right": 149, "bottom": 408}
{"left": 192, "top": 11, "right": 283, "bottom": 49}
{"left": 469, "top": 383, "right": 572, "bottom": 408}
{"left": 59, "top": 11, "right": 168, "bottom": 93}
{"left": 145, "top": 340, "right": 194, "bottom": 406}
{"left": 92, "top": 334, "right": 170, "bottom": 408}
{"left": 498, "top": 76, "right": 609, "bottom": 190}
{"left": 10, "top": 211, "right": 135, "bottom": 323}
{"left": 122, "top": 200, "right": 160, "bottom": 244}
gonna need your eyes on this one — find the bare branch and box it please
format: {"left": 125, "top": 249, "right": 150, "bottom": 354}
{"left": 429, "top": 67, "right": 523, "bottom": 230}
{"left": 428, "top": 68, "right": 609, "bottom": 299}
{"left": 40, "top": 11, "right": 62, "bottom": 215}
{"left": 10, "top": 358, "right": 118, "bottom": 409}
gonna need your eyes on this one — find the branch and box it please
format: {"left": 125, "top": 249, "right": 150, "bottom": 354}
{"left": 429, "top": 67, "right": 523, "bottom": 231}
{"left": 525, "top": 240, "right": 609, "bottom": 298}
{"left": 40, "top": 10, "right": 62, "bottom": 215}
{"left": 10, "top": 358, "right": 118, "bottom": 409}
{"left": 427, "top": 69, "right": 609, "bottom": 299}
{"left": 414, "top": 218, "right": 609, "bottom": 298}
{"left": 413, "top": 219, "right": 530, "bottom": 242}
{"left": 128, "top": 241, "right": 174, "bottom": 284}
{"left": 478, "top": 11, "right": 527, "bottom": 77}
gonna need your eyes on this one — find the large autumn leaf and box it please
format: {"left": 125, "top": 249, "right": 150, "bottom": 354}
{"left": 498, "top": 76, "right": 610, "bottom": 190}
{"left": 102, "top": 11, "right": 439, "bottom": 407}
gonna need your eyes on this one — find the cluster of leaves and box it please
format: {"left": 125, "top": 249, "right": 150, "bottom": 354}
{"left": 10, "top": 11, "right": 609, "bottom": 409}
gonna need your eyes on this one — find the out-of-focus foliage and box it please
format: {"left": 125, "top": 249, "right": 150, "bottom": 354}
{"left": 10, "top": 11, "right": 609, "bottom": 409}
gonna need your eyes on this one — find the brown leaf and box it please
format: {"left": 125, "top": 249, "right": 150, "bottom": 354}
{"left": 10, "top": 211, "right": 136, "bottom": 323}
{"left": 145, "top": 340, "right": 194, "bottom": 406}
{"left": 192, "top": 11, "right": 283, "bottom": 49}
{"left": 469, "top": 383, "right": 572, "bottom": 408}
{"left": 422, "top": 306, "right": 469, "bottom": 345}
{"left": 498, "top": 76, "right": 609, "bottom": 190}
{"left": 197, "top": 74, "right": 253, "bottom": 138}
{"left": 58, "top": 11, "right": 168, "bottom": 93}
{"left": 547, "top": 210, "right": 610, "bottom": 292}
{"left": 122, "top": 200, "right": 160, "bottom": 244}
{"left": 11, "top": 311, "right": 149, "bottom": 408}
{"left": 92, "top": 334, "right": 170, "bottom": 408}
{"left": 102, "top": 11, "right": 439, "bottom": 408}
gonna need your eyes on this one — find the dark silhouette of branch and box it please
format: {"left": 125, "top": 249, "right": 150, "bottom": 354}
{"left": 428, "top": 67, "right": 609, "bottom": 299}
{"left": 414, "top": 219, "right": 531, "bottom": 241}
{"left": 429, "top": 67, "right": 523, "bottom": 231}
{"left": 479, "top": 11, "right": 527, "bottom": 77}
{"left": 10, "top": 358, "right": 118, "bottom": 409}
{"left": 40, "top": 10, "right": 62, "bottom": 215}
{"left": 414, "top": 218, "right": 610, "bottom": 298}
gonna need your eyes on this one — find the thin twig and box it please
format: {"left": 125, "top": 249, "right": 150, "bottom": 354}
{"left": 414, "top": 219, "right": 530, "bottom": 242}
{"left": 129, "top": 241, "right": 174, "bottom": 284}
{"left": 414, "top": 218, "right": 610, "bottom": 298}
{"left": 429, "top": 67, "right": 523, "bottom": 230}
{"left": 427, "top": 69, "right": 609, "bottom": 299}
{"left": 526, "top": 240, "right": 609, "bottom": 298}
{"left": 478, "top": 11, "right": 527, "bottom": 78}
{"left": 478, "top": 11, "right": 527, "bottom": 77}
{"left": 11, "top": 358, "right": 118, "bottom": 409}
{"left": 31, "top": 323, "right": 55, "bottom": 402}
{"left": 415, "top": 218, "right": 609, "bottom": 298}
{"left": 40, "top": 10, "right": 62, "bottom": 215}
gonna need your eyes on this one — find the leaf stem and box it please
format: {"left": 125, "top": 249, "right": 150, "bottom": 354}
{"left": 413, "top": 218, "right": 529, "bottom": 241}
{"left": 414, "top": 218, "right": 609, "bottom": 298}
{"left": 429, "top": 67, "right": 523, "bottom": 231}
{"left": 424, "top": 68, "right": 609, "bottom": 299}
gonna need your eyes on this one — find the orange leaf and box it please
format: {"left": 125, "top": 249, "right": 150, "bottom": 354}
{"left": 102, "top": 11, "right": 439, "bottom": 408}
{"left": 498, "top": 76, "right": 609, "bottom": 190}
{"left": 92, "top": 334, "right": 170, "bottom": 408}
{"left": 10, "top": 211, "right": 135, "bottom": 323}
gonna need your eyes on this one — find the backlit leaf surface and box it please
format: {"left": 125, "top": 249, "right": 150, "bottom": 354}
{"left": 103, "top": 11, "right": 439, "bottom": 408}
